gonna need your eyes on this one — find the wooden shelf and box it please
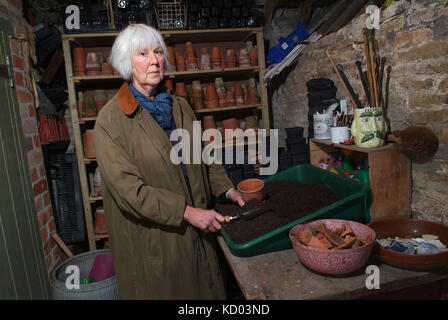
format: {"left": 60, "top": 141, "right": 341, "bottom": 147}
{"left": 95, "top": 233, "right": 109, "bottom": 240}
{"left": 310, "top": 138, "right": 396, "bottom": 154}
{"left": 89, "top": 196, "right": 103, "bottom": 203}
{"left": 194, "top": 104, "right": 261, "bottom": 114}
{"left": 165, "top": 66, "right": 259, "bottom": 79}
{"left": 161, "top": 27, "right": 260, "bottom": 44}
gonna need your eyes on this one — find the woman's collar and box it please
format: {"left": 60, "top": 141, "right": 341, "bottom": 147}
{"left": 118, "top": 82, "right": 139, "bottom": 115}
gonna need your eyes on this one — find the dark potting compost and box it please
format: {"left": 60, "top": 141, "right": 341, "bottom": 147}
{"left": 216, "top": 181, "right": 340, "bottom": 244}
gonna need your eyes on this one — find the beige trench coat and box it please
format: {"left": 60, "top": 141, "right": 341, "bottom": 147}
{"left": 93, "top": 82, "right": 233, "bottom": 299}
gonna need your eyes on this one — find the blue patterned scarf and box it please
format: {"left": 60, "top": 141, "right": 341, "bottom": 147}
{"left": 129, "top": 83, "right": 173, "bottom": 129}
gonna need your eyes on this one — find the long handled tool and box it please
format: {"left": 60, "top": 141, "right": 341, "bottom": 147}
{"left": 224, "top": 207, "right": 273, "bottom": 224}
{"left": 363, "top": 28, "right": 375, "bottom": 107}
{"left": 355, "top": 60, "right": 371, "bottom": 105}
{"left": 337, "top": 64, "right": 362, "bottom": 109}
{"left": 326, "top": 50, "right": 360, "bottom": 109}
{"left": 366, "top": 29, "right": 379, "bottom": 108}
{"left": 378, "top": 57, "right": 386, "bottom": 108}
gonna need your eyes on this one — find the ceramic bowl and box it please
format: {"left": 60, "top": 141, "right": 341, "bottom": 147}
{"left": 237, "top": 178, "right": 265, "bottom": 202}
{"left": 368, "top": 217, "right": 448, "bottom": 271}
{"left": 289, "top": 219, "right": 376, "bottom": 275}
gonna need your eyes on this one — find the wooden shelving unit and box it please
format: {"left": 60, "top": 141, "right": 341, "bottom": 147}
{"left": 309, "top": 138, "right": 411, "bottom": 222}
{"left": 62, "top": 27, "right": 271, "bottom": 251}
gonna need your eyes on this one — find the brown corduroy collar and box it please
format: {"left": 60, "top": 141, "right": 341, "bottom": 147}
{"left": 118, "top": 82, "right": 139, "bottom": 115}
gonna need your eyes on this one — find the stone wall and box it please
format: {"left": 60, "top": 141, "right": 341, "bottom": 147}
{"left": 269, "top": 0, "right": 448, "bottom": 224}
{"left": 0, "top": 0, "right": 64, "bottom": 285}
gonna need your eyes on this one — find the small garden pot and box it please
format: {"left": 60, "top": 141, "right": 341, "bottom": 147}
{"left": 95, "top": 207, "right": 108, "bottom": 234}
{"left": 239, "top": 47, "right": 251, "bottom": 67}
{"left": 101, "top": 62, "right": 113, "bottom": 75}
{"left": 234, "top": 83, "right": 245, "bottom": 105}
{"left": 164, "top": 79, "right": 174, "bottom": 92}
{"left": 237, "top": 178, "right": 265, "bottom": 202}
{"left": 86, "top": 52, "right": 101, "bottom": 76}
{"left": 211, "top": 47, "right": 221, "bottom": 69}
{"left": 167, "top": 46, "right": 177, "bottom": 71}
{"left": 175, "top": 82, "right": 188, "bottom": 101}
{"left": 83, "top": 129, "right": 96, "bottom": 159}
{"left": 225, "top": 90, "right": 235, "bottom": 107}
{"left": 226, "top": 49, "right": 236, "bottom": 68}
{"left": 83, "top": 96, "right": 98, "bottom": 117}
{"left": 200, "top": 48, "right": 211, "bottom": 70}
{"left": 176, "top": 54, "right": 186, "bottom": 72}
{"left": 250, "top": 46, "right": 258, "bottom": 66}
{"left": 94, "top": 90, "right": 107, "bottom": 112}
{"left": 73, "top": 47, "right": 86, "bottom": 76}
{"left": 203, "top": 115, "right": 217, "bottom": 130}
{"left": 205, "top": 85, "right": 219, "bottom": 109}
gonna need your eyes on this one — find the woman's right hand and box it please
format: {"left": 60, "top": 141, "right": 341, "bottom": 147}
{"left": 183, "top": 205, "right": 225, "bottom": 233}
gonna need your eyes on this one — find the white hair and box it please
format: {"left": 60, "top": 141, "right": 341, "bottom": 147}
{"left": 109, "top": 24, "right": 169, "bottom": 81}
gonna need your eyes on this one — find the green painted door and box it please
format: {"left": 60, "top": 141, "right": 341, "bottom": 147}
{"left": 0, "top": 17, "right": 50, "bottom": 299}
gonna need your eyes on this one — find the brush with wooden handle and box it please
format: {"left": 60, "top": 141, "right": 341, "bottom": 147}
{"left": 387, "top": 126, "right": 439, "bottom": 164}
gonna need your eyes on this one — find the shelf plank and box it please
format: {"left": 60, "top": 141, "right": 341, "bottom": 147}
{"left": 194, "top": 104, "right": 261, "bottom": 113}
{"left": 84, "top": 158, "right": 97, "bottom": 164}
{"left": 165, "top": 66, "right": 259, "bottom": 79}
{"left": 89, "top": 196, "right": 103, "bottom": 203}
{"left": 95, "top": 233, "right": 109, "bottom": 240}
{"left": 161, "top": 27, "right": 261, "bottom": 43}
{"left": 310, "top": 138, "right": 395, "bottom": 154}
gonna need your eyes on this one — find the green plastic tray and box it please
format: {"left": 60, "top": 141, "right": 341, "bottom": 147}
{"left": 219, "top": 164, "right": 371, "bottom": 256}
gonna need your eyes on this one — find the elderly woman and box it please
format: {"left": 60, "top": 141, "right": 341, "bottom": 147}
{"left": 93, "top": 24, "right": 244, "bottom": 299}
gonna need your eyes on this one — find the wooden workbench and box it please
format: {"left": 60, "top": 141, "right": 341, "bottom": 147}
{"left": 217, "top": 237, "right": 448, "bottom": 300}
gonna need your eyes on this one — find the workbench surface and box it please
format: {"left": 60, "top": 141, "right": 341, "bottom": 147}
{"left": 217, "top": 237, "right": 448, "bottom": 300}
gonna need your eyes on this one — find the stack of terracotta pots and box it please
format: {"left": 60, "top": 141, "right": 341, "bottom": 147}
{"left": 214, "top": 77, "right": 226, "bottom": 107}
{"left": 211, "top": 47, "right": 221, "bottom": 69}
{"left": 222, "top": 117, "right": 241, "bottom": 142}
{"left": 250, "top": 46, "right": 258, "bottom": 66}
{"left": 226, "top": 49, "right": 236, "bottom": 68}
{"left": 101, "top": 62, "right": 114, "bottom": 75}
{"left": 83, "top": 129, "right": 96, "bottom": 159}
{"left": 94, "top": 90, "right": 108, "bottom": 112}
{"left": 225, "top": 90, "right": 236, "bottom": 107}
{"left": 94, "top": 207, "right": 107, "bottom": 234}
{"left": 83, "top": 96, "right": 98, "bottom": 117}
{"left": 234, "top": 83, "right": 245, "bottom": 106}
{"left": 205, "top": 85, "right": 219, "bottom": 109}
{"left": 247, "top": 78, "right": 261, "bottom": 104}
{"left": 176, "top": 52, "right": 186, "bottom": 72}
{"left": 203, "top": 115, "right": 217, "bottom": 130}
{"left": 73, "top": 47, "right": 86, "bottom": 76}
{"left": 200, "top": 48, "right": 211, "bottom": 70}
{"left": 175, "top": 82, "right": 188, "bottom": 101}
{"left": 167, "top": 46, "right": 177, "bottom": 72}
{"left": 186, "top": 42, "right": 199, "bottom": 71}
{"left": 191, "top": 81, "right": 204, "bottom": 110}
{"left": 164, "top": 79, "right": 174, "bottom": 92}
{"left": 86, "top": 52, "right": 101, "bottom": 76}
{"left": 239, "top": 47, "right": 251, "bottom": 67}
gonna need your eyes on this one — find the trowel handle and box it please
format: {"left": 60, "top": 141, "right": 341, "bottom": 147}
{"left": 224, "top": 216, "right": 238, "bottom": 223}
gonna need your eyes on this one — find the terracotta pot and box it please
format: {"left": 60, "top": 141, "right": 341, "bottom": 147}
{"left": 86, "top": 52, "right": 101, "bottom": 76}
{"left": 94, "top": 90, "right": 107, "bottom": 112}
{"left": 226, "top": 49, "right": 236, "bottom": 68}
{"left": 101, "top": 62, "right": 114, "bottom": 75}
{"left": 234, "top": 83, "right": 245, "bottom": 105}
{"left": 77, "top": 100, "right": 83, "bottom": 118}
{"left": 167, "top": 46, "right": 177, "bottom": 71}
{"left": 175, "top": 82, "right": 188, "bottom": 101}
{"left": 200, "top": 48, "right": 211, "bottom": 70}
{"left": 186, "top": 52, "right": 199, "bottom": 71}
{"left": 82, "top": 96, "right": 98, "bottom": 117}
{"left": 211, "top": 47, "right": 221, "bottom": 69}
{"left": 225, "top": 90, "right": 236, "bottom": 107}
{"left": 94, "top": 207, "right": 108, "bottom": 234}
{"left": 185, "top": 41, "right": 194, "bottom": 55}
{"left": 164, "top": 79, "right": 174, "bottom": 92}
{"left": 73, "top": 47, "right": 86, "bottom": 76}
{"left": 205, "top": 85, "right": 219, "bottom": 109}
{"left": 176, "top": 54, "right": 186, "bottom": 72}
{"left": 239, "top": 47, "right": 251, "bottom": 67}
{"left": 237, "top": 178, "right": 265, "bottom": 202}
{"left": 222, "top": 117, "right": 240, "bottom": 131}
{"left": 83, "top": 129, "right": 96, "bottom": 159}
{"left": 221, "top": 51, "right": 226, "bottom": 69}
{"left": 191, "top": 81, "right": 204, "bottom": 110}
{"left": 250, "top": 46, "right": 258, "bottom": 66}
{"left": 203, "top": 115, "right": 217, "bottom": 130}
{"left": 245, "top": 115, "right": 258, "bottom": 129}
{"left": 248, "top": 87, "right": 260, "bottom": 104}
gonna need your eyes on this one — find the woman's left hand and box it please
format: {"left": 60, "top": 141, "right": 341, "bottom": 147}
{"left": 227, "top": 189, "right": 245, "bottom": 207}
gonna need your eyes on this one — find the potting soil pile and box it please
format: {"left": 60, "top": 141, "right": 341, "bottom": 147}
{"left": 216, "top": 181, "right": 340, "bottom": 244}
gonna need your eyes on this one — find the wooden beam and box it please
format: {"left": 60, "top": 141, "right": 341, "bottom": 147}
{"left": 264, "top": 0, "right": 277, "bottom": 24}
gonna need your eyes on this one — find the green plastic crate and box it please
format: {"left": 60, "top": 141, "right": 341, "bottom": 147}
{"left": 219, "top": 164, "right": 371, "bottom": 256}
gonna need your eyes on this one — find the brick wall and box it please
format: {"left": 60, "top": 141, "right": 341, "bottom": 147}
{"left": 0, "top": 0, "right": 65, "bottom": 285}
{"left": 269, "top": 0, "right": 448, "bottom": 224}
